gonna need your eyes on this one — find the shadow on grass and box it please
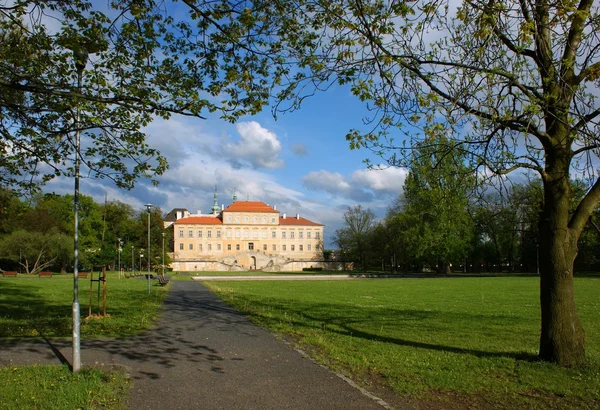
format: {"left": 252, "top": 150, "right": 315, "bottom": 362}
{"left": 236, "top": 297, "right": 540, "bottom": 363}
{"left": 0, "top": 281, "right": 72, "bottom": 337}
{"left": 0, "top": 281, "right": 250, "bottom": 379}
{"left": 332, "top": 322, "right": 539, "bottom": 362}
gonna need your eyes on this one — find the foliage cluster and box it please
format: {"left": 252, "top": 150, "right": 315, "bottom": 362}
{"left": 0, "top": 189, "right": 171, "bottom": 274}
{"left": 336, "top": 175, "right": 600, "bottom": 274}
{"left": 0, "top": 0, "right": 290, "bottom": 192}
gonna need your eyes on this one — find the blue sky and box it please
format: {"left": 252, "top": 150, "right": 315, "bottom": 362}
{"left": 45, "top": 83, "right": 408, "bottom": 248}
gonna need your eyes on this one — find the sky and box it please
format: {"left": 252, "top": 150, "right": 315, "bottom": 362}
{"left": 44, "top": 84, "right": 409, "bottom": 249}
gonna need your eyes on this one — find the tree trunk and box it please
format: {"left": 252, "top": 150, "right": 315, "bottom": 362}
{"left": 538, "top": 159, "right": 585, "bottom": 366}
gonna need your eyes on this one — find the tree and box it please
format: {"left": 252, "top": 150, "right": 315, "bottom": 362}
{"left": 334, "top": 205, "right": 376, "bottom": 271}
{"left": 0, "top": 228, "right": 72, "bottom": 274}
{"left": 266, "top": 0, "right": 599, "bottom": 366}
{"left": 0, "top": 1, "right": 289, "bottom": 192}
{"left": 395, "top": 136, "right": 475, "bottom": 273}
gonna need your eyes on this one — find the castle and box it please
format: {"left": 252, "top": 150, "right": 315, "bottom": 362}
{"left": 165, "top": 191, "right": 325, "bottom": 272}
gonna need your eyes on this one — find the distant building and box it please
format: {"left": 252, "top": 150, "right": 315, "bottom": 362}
{"left": 167, "top": 193, "right": 324, "bottom": 272}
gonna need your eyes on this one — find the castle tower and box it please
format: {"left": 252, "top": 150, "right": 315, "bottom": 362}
{"left": 211, "top": 187, "right": 220, "bottom": 215}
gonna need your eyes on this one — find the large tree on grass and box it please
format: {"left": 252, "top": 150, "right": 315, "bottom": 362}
{"left": 265, "top": 0, "right": 600, "bottom": 366}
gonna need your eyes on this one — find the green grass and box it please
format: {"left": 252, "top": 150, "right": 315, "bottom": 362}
{"left": 0, "top": 271, "right": 166, "bottom": 409}
{"left": 0, "top": 271, "right": 169, "bottom": 338}
{"left": 204, "top": 277, "right": 600, "bottom": 409}
{"left": 0, "top": 365, "right": 129, "bottom": 410}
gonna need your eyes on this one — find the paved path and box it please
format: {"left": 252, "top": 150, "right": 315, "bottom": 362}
{"left": 0, "top": 281, "right": 391, "bottom": 409}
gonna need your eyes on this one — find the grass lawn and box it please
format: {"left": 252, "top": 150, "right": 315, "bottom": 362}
{"left": 0, "top": 271, "right": 168, "bottom": 409}
{"left": 204, "top": 276, "right": 600, "bottom": 409}
{"left": 0, "top": 271, "right": 168, "bottom": 338}
{"left": 0, "top": 365, "right": 129, "bottom": 410}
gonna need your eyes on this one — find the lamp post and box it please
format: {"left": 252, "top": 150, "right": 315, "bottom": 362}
{"left": 162, "top": 232, "right": 165, "bottom": 277}
{"left": 145, "top": 204, "right": 152, "bottom": 294}
{"left": 117, "top": 238, "right": 122, "bottom": 279}
{"left": 70, "top": 47, "right": 89, "bottom": 374}
{"left": 131, "top": 246, "right": 134, "bottom": 274}
{"left": 140, "top": 253, "right": 143, "bottom": 276}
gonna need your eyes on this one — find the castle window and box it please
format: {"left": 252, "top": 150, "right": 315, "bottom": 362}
{"left": 315, "top": 232, "right": 321, "bottom": 240}
{"left": 299, "top": 232, "right": 303, "bottom": 239}
{"left": 179, "top": 230, "right": 184, "bottom": 238}
{"left": 227, "top": 244, "right": 231, "bottom": 250}
{"left": 208, "top": 244, "right": 212, "bottom": 251}
{"left": 236, "top": 216, "right": 240, "bottom": 222}
{"left": 179, "top": 243, "right": 183, "bottom": 250}
{"left": 244, "top": 230, "right": 249, "bottom": 238}
{"left": 248, "top": 243, "right": 254, "bottom": 250}
{"left": 262, "top": 231, "right": 267, "bottom": 238}
{"left": 263, "top": 244, "right": 267, "bottom": 251}
{"left": 236, "top": 244, "right": 240, "bottom": 250}
{"left": 188, "top": 230, "right": 193, "bottom": 238}
{"left": 272, "top": 244, "right": 276, "bottom": 251}
{"left": 272, "top": 231, "right": 276, "bottom": 238}
{"left": 253, "top": 217, "right": 258, "bottom": 223}
{"left": 290, "top": 232, "right": 295, "bottom": 239}
{"left": 282, "top": 245, "right": 286, "bottom": 251}
{"left": 291, "top": 245, "right": 295, "bottom": 251}
{"left": 308, "top": 244, "right": 311, "bottom": 251}
{"left": 282, "top": 231, "right": 286, "bottom": 239}
{"left": 207, "top": 231, "right": 212, "bottom": 238}
{"left": 198, "top": 230, "right": 202, "bottom": 237}
{"left": 235, "top": 230, "right": 240, "bottom": 238}
{"left": 262, "top": 217, "right": 267, "bottom": 223}
{"left": 253, "top": 231, "right": 258, "bottom": 238}
{"left": 217, "top": 244, "right": 221, "bottom": 250}
{"left": 226, "top": 231, "right": 232, "bottom": 238}
{"left": 199, "top": 244, "right": 202, "bottom": 251}
{"left": 307, "top": 232, "right": 312, "bottom": 239}
{"left": 271, "top": 218, "right": 275, "bottom": 223}
{"left": 189, "top": 244, "right": 193, "bottom": 250}
{"left": 217, "top": 230, "right": 221, "bottom": 238}
{"left": 299, "top": 245, "right": 303, "bottom": 251}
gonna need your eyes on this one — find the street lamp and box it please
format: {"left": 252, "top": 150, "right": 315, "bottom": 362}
{"left": 145, "top": 204, "right": 152, "bottom": 294}
{"left": 70, "top": 47, "right": 89, "bottom": 375}
{"left": 131, "top": 246, "right": 134, "bottom": 274}
{"left": 62, "top": 26, "right": 107, "bottom": 374}
{"left": 162, "top": 232, "right": 165, "bottom": 277}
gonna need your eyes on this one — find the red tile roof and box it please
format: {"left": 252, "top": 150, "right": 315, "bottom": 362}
{"left": 174, "top": 216, "right": 223, "bottom": 225}
{"left": 223, "top": 201, "right": 279, "bottom": 213}
{"left": 280, "top": 216, "right": 323, "bottom": 226}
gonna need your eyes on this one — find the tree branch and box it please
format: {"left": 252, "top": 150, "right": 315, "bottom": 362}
{"left": 569, "top": 176, "right": 600, "bottom": 235}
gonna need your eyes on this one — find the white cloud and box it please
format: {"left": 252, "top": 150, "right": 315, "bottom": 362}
{"left": 350, "top": 166, "right": 407, "bottom": 195}
{"left": 302, "top": 166, "right": 406, "bottom": 202}
{"left": 223, "top": 121, "right": 284, "bottom": 169}
{"left": 302, "top": 170, "right": 352, "bottom": 195}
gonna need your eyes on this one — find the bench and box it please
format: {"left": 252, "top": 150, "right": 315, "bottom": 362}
{"left": 2, "top": 271, "right": 18, "bottom": 277}
{"left": 158, "top": 276, "right": 170, "bottom": 286}
{"left": 78, "top": 272, "right": 89, "bottom": 279}
{"left": 38, "top": 271, "right": 52, "bottom": 278}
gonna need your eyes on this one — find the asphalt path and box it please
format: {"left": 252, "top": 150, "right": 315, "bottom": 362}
{"left": 0, "top": 281, "right": 391, "bottom": 409}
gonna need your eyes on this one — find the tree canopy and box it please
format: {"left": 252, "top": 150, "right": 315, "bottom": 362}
{"left": 0, "top": 0, "right": 289, "bottom": 192}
